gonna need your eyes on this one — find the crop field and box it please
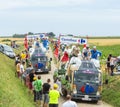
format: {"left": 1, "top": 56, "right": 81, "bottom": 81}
{"left": 1, "top": 38, "right": 120, "bottom": 45}
{"left": 0, "top": 38, "right": 24, "bottom": 44}
{"left": 88, "top": 39, "right": 120, "bottom": 46}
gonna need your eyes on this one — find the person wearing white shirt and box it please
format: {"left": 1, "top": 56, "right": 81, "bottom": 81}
{"left": 20, "top": 61, "right": 25, "bottom": 74}
{"left": 69, "top": 56, "right": 81, "bottom": 68}
{"left": 62, "top": 95, "right": 78, "bottom": 107}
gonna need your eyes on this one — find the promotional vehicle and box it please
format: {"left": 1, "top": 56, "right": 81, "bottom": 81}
{"left": 0, "top": 44, "right": 16, "bottom": 58}
{"left": 54, "top": 60, "right": 102, "bottom": 103}
{"left": 30, "top": 48, "right": 52, "bottom": 73}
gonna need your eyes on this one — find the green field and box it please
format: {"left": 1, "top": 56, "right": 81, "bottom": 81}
{"left": 0, "top": 47, "right": 35, "bottom": 107}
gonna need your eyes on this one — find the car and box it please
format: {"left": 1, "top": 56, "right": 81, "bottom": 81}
{"left": 0, "top": 44, "right": 16, "bottom": 58}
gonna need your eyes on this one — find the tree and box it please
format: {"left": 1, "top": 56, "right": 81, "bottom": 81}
{"left": 47, "top": 32, "right": 56, "bottom": 38}
{"left": 28, "top": 32, "right": 34, "bottom": 35}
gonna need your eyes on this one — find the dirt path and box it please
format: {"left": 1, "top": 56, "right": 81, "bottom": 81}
{"left": 40, "top": 47, "right": 113, "bottom": 107}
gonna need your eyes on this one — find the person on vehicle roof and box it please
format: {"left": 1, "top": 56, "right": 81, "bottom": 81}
{"left": 82, "top": 44, "right": 91, "bottom": 60}
{"left": 91, "top": 46, "right": 101, "bottom": 60}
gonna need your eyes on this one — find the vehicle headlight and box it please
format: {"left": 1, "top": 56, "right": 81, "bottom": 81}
{"left": 96, "top": 91, "right": 100, "bottom": 96}
{"left": 45, "top": 66, "right": 48, "bottom": 69}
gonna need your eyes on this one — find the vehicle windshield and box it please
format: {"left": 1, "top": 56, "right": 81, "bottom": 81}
{"left": 31, "top": 56, "right": 47, "bottom": 61}
{"left": 34, "top": 48, "right": 44, "bottom": 54}
{"left": 74, "top": 71, "right": 99, "bottom": 83}
{"left": 4, "top": 45, "right": 13, "bottom": 52}
{"left": 79, "top": 61, "right": 98, "bottom": 71}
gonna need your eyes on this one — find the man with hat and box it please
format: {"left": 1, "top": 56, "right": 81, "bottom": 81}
{"left": 49, "top": 84, "right": 60, "bottom": 107}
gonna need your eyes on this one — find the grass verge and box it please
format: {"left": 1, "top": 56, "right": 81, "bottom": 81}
{"left": 0, "top": 52, "right": 35, "bottom": 107}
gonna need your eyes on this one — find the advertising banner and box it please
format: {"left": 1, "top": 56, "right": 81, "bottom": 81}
{"left": 60, "top": 36, "right": 87, "bottom": 44}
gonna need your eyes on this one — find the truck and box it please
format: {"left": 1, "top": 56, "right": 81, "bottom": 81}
{"left": 30, "top": 48, "right": 52, "bottom": 74}
{"left": 54, "top": 60, "right": 102, "bottom": 103}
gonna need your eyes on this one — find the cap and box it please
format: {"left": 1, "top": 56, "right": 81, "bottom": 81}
{"left": 53, "top": 84, "right": 58, "bottom": 89}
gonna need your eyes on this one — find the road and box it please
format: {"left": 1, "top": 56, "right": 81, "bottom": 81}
{"left": 40, "top": 48, "right": 113, "bottom": 107}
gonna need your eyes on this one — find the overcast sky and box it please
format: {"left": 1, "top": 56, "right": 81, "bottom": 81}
{"left": 0, "top": 0, "right": 120, "bottom": 36}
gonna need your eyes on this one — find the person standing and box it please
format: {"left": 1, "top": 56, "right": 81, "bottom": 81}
{"left": 110, "top": 55, "right": 117, "bottom": 76}
{"left": 28, "top": 69, "right": 35, "bottom": 93}
{"left": 62, "top": 95, "right": 78, "bottom": 107}
{"left": 49, "top": 84, "right": 60, "bottom": 107}
{"left": 106, "top": 54, "right": 112, "bottom": 75}
{"left": 33, "top": 76, "right": 43, "bottom": 106}
{"left": 16, "top": 60, "right": 21, "bottom": 78}
{"left": 43, "top": 79, "right": 51, "bottom": 107}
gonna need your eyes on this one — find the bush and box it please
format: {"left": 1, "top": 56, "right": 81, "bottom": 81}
{"left": 1, "top": 39, "right": 11, "bottom": 42}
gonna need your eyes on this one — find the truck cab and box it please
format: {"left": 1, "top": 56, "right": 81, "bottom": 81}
{"left": 62, "top": 60, "right": 102, "bottom": 103}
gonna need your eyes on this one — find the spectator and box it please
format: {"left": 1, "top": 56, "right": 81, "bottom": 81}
{"left": 29, "top": 69, "right": 35, "bottom": 93}
{"left": 49, "top": 84, "right": 60, "bottom": 107}
{"left": 33, "top": 76, "right": 43, "bottom": 106}
{"left": 32, "top": 76, "right": 37, "bottom": 102}
{"left": 110, "top": 56, "right": 117, "bottom": 76}
{"left": 62, "top": 95, "right": 78, "bottom": 107}
{"left": 106, "top": 54, "right": 112, "bottom": 75}
{"left": 20, "top": 61, "right": 25, "bottom": 77}
{"left": 20, "top": 51, "right": 26, "bottom": 61}
{"left": 15, "top": 54, "right": 21, "bottom": 65}
{"left": 43, "top": 79, "right": 51, "bottom": 107}
{"left": 16, "top": 60, "right": 21, "bottom": 78}
{"left": 55, "top": 78, "right": 63, "bottom": 96}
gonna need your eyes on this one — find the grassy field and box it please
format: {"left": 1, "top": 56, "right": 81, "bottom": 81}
{"left": 0, "top": 52, "right": 35, "bottom": 107}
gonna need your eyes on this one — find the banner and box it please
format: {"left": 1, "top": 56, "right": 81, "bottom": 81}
{"left": 27, "top": 34, "right": 45, "bottom": 40}
{"left": 60, "top": 36, "right": 87, "bottom": 44}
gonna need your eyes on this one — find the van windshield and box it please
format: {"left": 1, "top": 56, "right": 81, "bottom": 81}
{"left": 31, "top": 56, "right": 47, "bottom": 61}
{"left": 74, "top": 72, "right": 99, "bottom": 83}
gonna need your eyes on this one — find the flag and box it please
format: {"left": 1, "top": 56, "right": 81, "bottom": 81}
{"left": 24, "top": 36, "right": 28, "bottom": 50}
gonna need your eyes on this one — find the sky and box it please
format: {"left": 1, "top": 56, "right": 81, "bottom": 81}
{"left": 0, "top": 0, "right": 120, "bottom": 36}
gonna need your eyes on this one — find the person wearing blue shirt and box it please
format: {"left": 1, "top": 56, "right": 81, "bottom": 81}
{"left": 91, "top": 46, "right": 101, "bottom": 59}
{"left": 43, "top": 38, "right": 48, "bottom": 49}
